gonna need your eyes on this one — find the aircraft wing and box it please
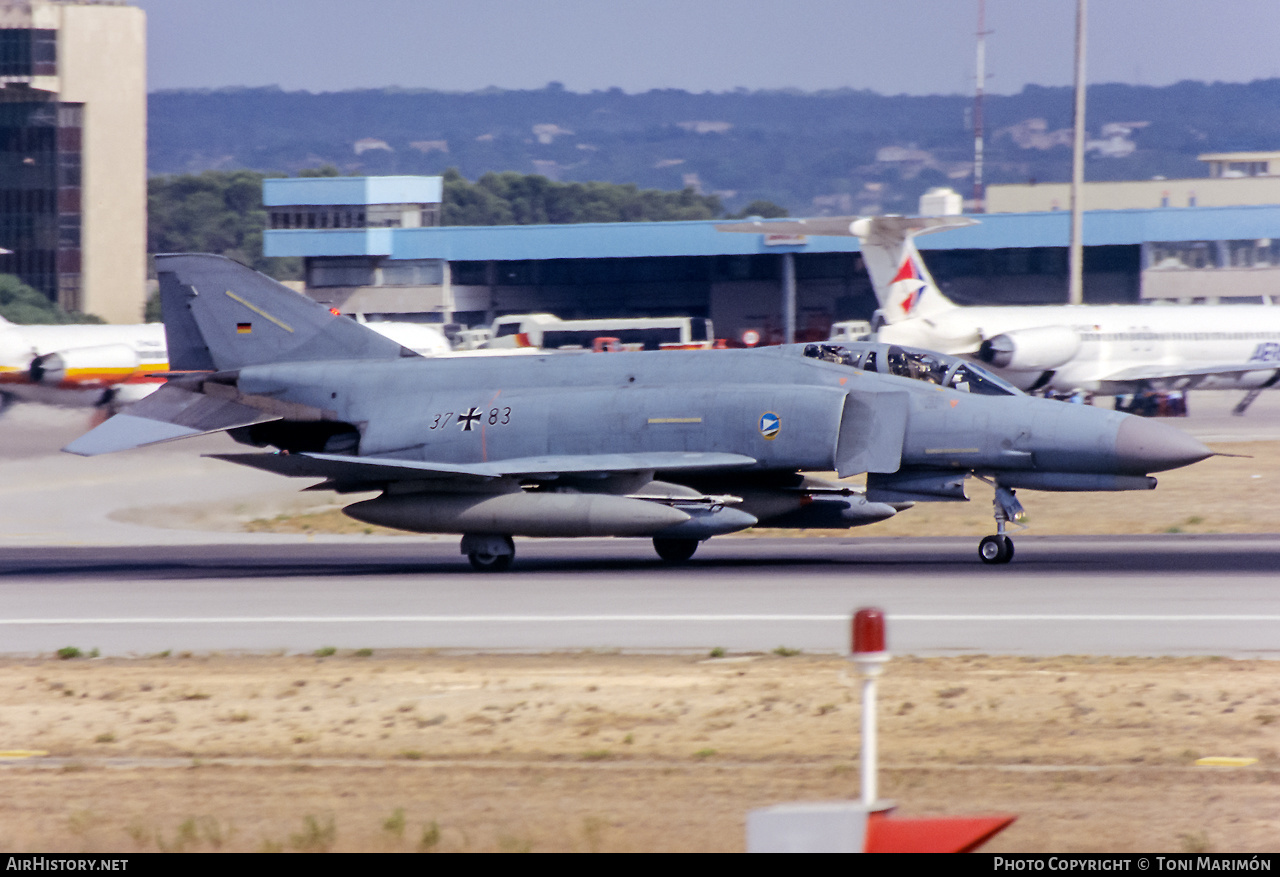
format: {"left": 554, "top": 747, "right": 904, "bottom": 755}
{"left": 1099, "top": 362, "right": 1280, "bottom": 383}
{"left": 211, "top": 450, "right": 758, "bottom": 490}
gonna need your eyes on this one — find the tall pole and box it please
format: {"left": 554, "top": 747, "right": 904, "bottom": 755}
{"left": 1068, "top": 0, "right": 1088, "bottom": 305}
{"left": 860, "top": 668, "right": 879, "bottom": 805}
{"left": 781, "top": 251, "right": 796, "bottom": 344}
{"left": 972, "top": 0, "right": 989, "bottom": 213}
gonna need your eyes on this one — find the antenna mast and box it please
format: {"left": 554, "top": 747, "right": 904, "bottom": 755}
{"left": 1068, "top": 0, "right": 1088, "bottom": 304}
{"left": 972, "top": 0, "right": 989, "bottom": 213}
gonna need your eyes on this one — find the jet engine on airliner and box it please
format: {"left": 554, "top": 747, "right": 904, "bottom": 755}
{"left": 976, "top": 326, "right": 1082, "bottom": 371}
{"left": 28, "top": 344, "right": 142, "bottom": 389}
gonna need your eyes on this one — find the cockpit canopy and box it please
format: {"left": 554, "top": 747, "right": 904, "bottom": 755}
{"left": 802, "top": 341, "right": 1022, "bottom": 397}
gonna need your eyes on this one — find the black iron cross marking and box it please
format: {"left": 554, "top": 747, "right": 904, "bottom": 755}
{"left": 458, "top": 407, "right": 482, "bottom": 431}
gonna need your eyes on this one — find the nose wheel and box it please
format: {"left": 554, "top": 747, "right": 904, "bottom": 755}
{"left": 979, "top": 534, "right": 1014, "bottom": 564}
{"left": 978, "top": 484, "right": 1024, "bottom": 565}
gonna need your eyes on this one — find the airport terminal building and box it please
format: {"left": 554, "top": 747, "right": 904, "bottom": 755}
{"left": 264, "top": 174, "right": 1280, "bottom": 346}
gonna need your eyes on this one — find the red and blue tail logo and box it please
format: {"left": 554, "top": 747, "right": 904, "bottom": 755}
{"left": 891, "top": 254, "right": 928, "bottom": 316}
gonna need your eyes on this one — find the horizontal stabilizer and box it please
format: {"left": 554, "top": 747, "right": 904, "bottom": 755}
{"left": 63, "top": 383, "right": 279, "bottom": 456}
{"left": 716, "top": 215, "right": 977, "bottom": 239}
{"left": 716, "top": 217, "right": 864, "bottom": 237}
{"left": 211, "top": 450, "right": 757, "bottom": 487}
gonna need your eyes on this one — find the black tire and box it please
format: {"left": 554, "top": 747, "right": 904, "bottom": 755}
{"left": 653, "top": 537, "right": 699, "bottom": 563}
{"left": 468, "top": 549, "right": 514, "bottom": 572}
{"left": 979, "top": 534, "right": 1011, "bottom": 565}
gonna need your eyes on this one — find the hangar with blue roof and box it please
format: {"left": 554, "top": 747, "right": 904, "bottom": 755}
{"left": 263, "top": 176, "right": 1280, "bottom": 346}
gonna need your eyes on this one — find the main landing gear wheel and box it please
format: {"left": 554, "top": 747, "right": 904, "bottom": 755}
{"left": 462, "top": 534, "right": 515, "bottom": 572}
{"left": 469, "top": 550, "right": 513, "bottom": 572}
{"left": 653, "top": 537, "right": 699, "bottom": 563}
{"left": 978, "top": 534, "right": 1014, "bottom": 565}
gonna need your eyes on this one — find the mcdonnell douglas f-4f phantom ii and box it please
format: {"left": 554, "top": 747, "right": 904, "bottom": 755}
{"left": 65, "top": 255, "right": 1212, "bottom": 568}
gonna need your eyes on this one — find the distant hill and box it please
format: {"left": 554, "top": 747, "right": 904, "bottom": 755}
{"left": 149, "top": 80, "right": 1280, "bottom": 216}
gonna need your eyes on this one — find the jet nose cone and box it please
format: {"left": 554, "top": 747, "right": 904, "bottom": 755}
{"left": 1114, "top": 416, "right": 1212, "bottom": 474}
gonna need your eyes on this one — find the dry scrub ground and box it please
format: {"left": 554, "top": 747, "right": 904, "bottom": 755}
{"left": 1, "top": 653, "right": 1278, "bottom": 852}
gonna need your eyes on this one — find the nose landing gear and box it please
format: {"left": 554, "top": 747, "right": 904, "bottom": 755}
{"left": 979, "top": 485, "right": 1024, "bottom": 565}
{"left": 979, "top": 533, "right": 1014, "bottom": 564}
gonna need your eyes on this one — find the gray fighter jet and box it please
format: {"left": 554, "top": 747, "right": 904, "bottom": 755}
{"left": 65, "top": 255, "right": 1212, "bottom": 569}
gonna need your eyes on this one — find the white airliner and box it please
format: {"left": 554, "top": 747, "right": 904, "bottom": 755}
{"left": 0, "top": 315, "right": 452, "bottom": 411}
{"left": 720, "top": 215, "right": 1280, "bottom": 415}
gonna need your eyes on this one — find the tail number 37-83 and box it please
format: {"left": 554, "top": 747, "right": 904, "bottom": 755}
{"left": 430, "top": 407, "right": 513, "bottom": 431}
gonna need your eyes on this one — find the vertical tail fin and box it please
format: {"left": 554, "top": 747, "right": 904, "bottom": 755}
{"left": 156, "top": 254, "right": 415, "bottom": 372}
{"left": 851, "top": 216, "right": 973, "bottom": 325}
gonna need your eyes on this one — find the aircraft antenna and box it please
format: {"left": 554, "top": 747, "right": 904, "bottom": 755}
{"left": 972, "top": 0, "right": 990, "bottom": 213}
{"left": 1068, "top": 0, "right": 1089, "bottom": 305}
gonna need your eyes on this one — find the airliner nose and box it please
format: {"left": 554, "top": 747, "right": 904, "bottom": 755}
{"left": 1113, "top": 417, "right": 1212, "bottom": 474}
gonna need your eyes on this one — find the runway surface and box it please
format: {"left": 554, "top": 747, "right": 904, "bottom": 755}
{"left": 1, "top": 396, "right": 1278, "bottom": 658}
{"left": 2, "top": 534, "right": 1278, "bottom": 657}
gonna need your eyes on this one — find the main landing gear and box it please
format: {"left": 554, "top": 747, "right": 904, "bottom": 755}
{"left": 461, "top": 534, "right": 515, "bottom": 572}
{"left": 653, "top": 537, "right": 699, "bottom": 563}
{"left": 979, "top": 485, "right": 1025, "bottom": 565}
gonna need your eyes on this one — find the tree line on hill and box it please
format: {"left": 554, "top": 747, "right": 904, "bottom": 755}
{"left": 149, "top": 80, "right": 1280, "bottom": 217}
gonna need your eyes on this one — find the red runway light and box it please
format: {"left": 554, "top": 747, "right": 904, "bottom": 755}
{"left": 852, "top": 607, "right": 886, "bottom": 654}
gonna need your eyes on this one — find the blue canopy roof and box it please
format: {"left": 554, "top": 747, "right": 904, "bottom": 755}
{"left": 265, "top": 204, "right": 1280, "bottom": 261}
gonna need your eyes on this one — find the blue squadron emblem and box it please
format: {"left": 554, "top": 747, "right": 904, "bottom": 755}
{"left": 758, "top": 411, "right": 781, "bottom": 440}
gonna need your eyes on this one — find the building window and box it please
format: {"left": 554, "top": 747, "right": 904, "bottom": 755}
{"left": 307, "top": 258, "right": 376, "bottom": 287}
{"left": 380, "top": 260, "right": 444, "bottom": 286}
{"left": 0, "top": 29, "right": 57, "bottom": 77}
{"left": 1225, "top": 239, "right": 1280, "bottom": 268}
{"left": 1148, "top": 242, "right": 1215, "bottom": 270}
{"left": 270, "top": 206, "right": 426, "bottom": 230}
{"left": 0, "top": 100, "right": 81, "bottom": 303}
{"left": 451, "top": 261, "right": 488, "bottom": 285}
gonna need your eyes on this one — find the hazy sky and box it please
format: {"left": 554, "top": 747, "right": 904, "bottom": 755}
{"left": 135, "top": 0, "right": 1280, "bottom": 95}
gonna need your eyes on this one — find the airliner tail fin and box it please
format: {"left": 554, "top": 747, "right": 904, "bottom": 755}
{"left": 851, "top": 216, "right": 972, "bottom": 325}
{"left": 715, "top": 214, "right": 974, "bottom": 326}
